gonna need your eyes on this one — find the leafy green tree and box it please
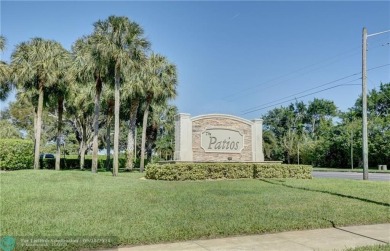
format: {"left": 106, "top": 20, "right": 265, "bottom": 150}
{"left": 347, "top": 83, "right": 390, "bottom": 167}
{"left": 0, "top": 120, "right": 22, "bottom": 139}
{"left": 11, "top": 38, "right": 69, "bottom": 169}
{"left": 139, "top": 54, "right": 177, "bottom": 171}
{"left": 92, "top": 15, "right": 150, "bottom": 176}
{"left": 306, "top": 98, "right": 337, "bottom": 138}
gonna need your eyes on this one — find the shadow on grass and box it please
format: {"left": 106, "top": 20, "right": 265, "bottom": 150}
{"left": 259, "top": 179, "right": 390, "bottom": 207}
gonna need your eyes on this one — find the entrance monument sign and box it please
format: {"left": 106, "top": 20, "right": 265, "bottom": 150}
{"left": 174, "top": 114, "right": 264, "bottom": 162}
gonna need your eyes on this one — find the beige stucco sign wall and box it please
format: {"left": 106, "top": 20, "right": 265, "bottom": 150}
{"left": 174, "top": 113, "right": 264, "bottom": 162}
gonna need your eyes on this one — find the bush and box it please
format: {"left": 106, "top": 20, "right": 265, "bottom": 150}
{"left": 253, "top": 164, "right": 312, "bottom": 179}
{"left": 0, "top": 139, "right": 33, "bottom": 170}
{"left": 145, "top": 162, "right": 312, "bottom": 181}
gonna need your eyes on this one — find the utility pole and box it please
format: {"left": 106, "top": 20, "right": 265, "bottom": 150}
{"left": 362, "top": 27, "right": 368, "bottom": 180}
{"left": 297, "top": 142, "right": 300, "bottom": 165}
{"left": 351, "top": 130, "right": 353, "bottom": 170}
{"left": 361, "top": 27, "right": 390, "bottom": 180}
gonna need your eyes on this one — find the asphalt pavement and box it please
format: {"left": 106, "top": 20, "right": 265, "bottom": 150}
{"left": 312, "top": 171, "right": 390, "bottom": 181}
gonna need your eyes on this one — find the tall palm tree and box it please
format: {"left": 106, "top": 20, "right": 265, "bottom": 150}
{"left": 0, "top": 35, "right": 11, "bottom": 101}
{"left": 140, "top": 54, "right": 177, "bottom": 172}
{"left": 100, "top": 87, "right": 115, "bottom": 171}
{"left": 11, "top": 38, "right": 70, "bottom": 169}
{"left": 121, "top": 58, "right": 146, "bottom": 170}
{"left": 72, "top": 36, "right": 111, "bottom": 173}
{"left": 93, "top": 16, "right": 150, "bottom": 176}
{"left": 47, "top": 50, "right": 73, "bottom": 171}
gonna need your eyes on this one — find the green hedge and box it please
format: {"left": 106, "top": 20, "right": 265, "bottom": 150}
{"left": 145, "top": 163, "right": 312, "bottom": 181}
{"left": 253, "top": 164, "right": 312, "bottom": 179}
{"left": 0, "top": 139, "right": 33, "bottom": 170}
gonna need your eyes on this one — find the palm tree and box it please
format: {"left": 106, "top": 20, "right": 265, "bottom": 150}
{"left": 66, "top": 83, "right": 95, "bottom": 169}
{"left": 92, "top": 16, "right": 150, "bottom": 176}
{"left": 0, "top": 35, "right": 11, "bottom": 101}
{"left": 121, "top": 58, "right": 146, "bottom": 170}
{"left": 139, "top": 54, "right": 177, "bottom": 172}
{"left": 11, "top": 38, "right": 70, "bottom": 169}
{"left": 72, "top": 36, "right": 111, "bottom": 173}
{"left": 47, "top": 50, "right": 73, "bottom": 171}
{"left": 149, "top": 104, "right": 177, "bottom": 161}
{"left": 100, "top": 88, "right": 115, "bottom": 171}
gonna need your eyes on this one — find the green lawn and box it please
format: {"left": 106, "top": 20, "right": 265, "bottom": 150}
{"left": 1, "top": 170, "right": 389, "bottom": 250}
{"left": 345, "top": 244, "right": 390, "bottom": 251}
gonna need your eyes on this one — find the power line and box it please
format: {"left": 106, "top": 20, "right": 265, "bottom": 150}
{"left": 224, "top": 41, "right": 389, "bottom": 102}
{"left": 241, "top": 72, "right": 360, "bottom": 113}
{"left": 240, "top": 63, "right": 390, "bottom": 115}
{"left": 223, "top": 47, "right": 361, "bottom": 101}
{"left": 242, "top": 80, "right": 361, "bottom": 115}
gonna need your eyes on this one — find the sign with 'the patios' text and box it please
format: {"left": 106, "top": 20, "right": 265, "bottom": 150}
{"left": 201, "top": 128, "right": 244, "bottom": 153}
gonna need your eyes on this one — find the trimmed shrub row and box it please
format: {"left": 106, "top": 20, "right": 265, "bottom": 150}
{"left": 0, "top": 139, "right": 34, "bottom": 170}
{"left": 145, "top": 163, "right": 312, "bottom": 181}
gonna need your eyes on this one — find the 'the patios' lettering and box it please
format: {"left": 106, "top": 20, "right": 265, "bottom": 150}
{"left": 208, "top": 136, "right": 239, "bottom": 150}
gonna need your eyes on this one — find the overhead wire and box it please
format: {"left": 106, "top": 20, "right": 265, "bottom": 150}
{"left": 241, "top": 63, "right": 390, "bottom": 115}
{"left": 242, "top": 80, "right": 361, "bottom": 115}
{"left": 224, "top": 38, "right": 389, "bottom": 102}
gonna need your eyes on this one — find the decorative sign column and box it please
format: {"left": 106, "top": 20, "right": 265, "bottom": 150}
{"left": 174, "top": 113, "right": 264, "bottom": 162}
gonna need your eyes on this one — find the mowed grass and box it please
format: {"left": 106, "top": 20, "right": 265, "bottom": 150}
{"left": 1, "top": 170, "right": 389, "bottom": 250}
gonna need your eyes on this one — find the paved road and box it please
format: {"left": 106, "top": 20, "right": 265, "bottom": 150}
{"left": 313, "top": 171, "right": 390, "bottom": 181}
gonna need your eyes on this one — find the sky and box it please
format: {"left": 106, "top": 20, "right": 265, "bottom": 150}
{"left": 1, "top": 1, "right": 389, "bottom": 120}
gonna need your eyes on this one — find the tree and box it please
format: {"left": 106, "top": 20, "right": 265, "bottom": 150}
{"left": 150, "top": 104, "right": 177, "bottom": 161}
{"left": 100, "top": 88, "right": 115, "bottom": 171}
{"left": 121, "top": 58, "right": 146, "bottom": 170}
{"left": 72, "top": 36, "right": 111, "bottom": 173}
{"left": 139, "top": 54, "right": 177, "bottom": 172}
{"left": 92, "top": 16, "right": 150, "bottom": 176}
{"left": 0, "top": 35, "right": 12, "bottom": 101}
{"left": 46, "top": 50, "right": 73, "bottom": 171}
{"left": 66, "top": 83, "right": 95, "bottom": 169}
{"left": 11, "top": 38, "right": 70, "bottom": 169}
{"left": 306, "top": 98, "right": 337, "bottom": 138}
{"left": 0, "top": 120, "right": 22, "bottom": 139}
{"left": 347, "top": 83, "right": 390, "bottom": 167}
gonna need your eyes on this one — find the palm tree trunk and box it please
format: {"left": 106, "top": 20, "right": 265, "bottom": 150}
{"left": 113, "top": 66, "right": 120, "bottom": 176}
{"left": 126, "top": 99, "right": 139, "bottom": 170}
{"left": 80, "top": 121, "right": 87, "bottom": 170}
{"left": 34, "top": 83, "right": 44, "bottom": 170}
{"left": 105, "top": 115, "right": 111, "bottom": 171}
{"left": 33, "top": 107, "right": 37, "bottom": 160}
{"left": 140, "top": 100, "right": 150, "bottom": 172}
{"left": 55, "top": 96, "right": 64, "bottom": 171}
{"left": 92, "top": 77, "right": 102, "bottom": 173}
